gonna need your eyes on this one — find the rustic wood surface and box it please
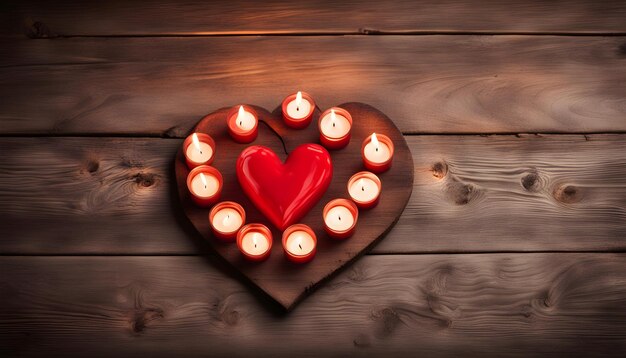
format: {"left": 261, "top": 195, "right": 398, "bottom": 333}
{"left": 175, "top": 103, "right": 413, "bottom": 309}
{"left": 1, "top": 0, "right": 626, "bottom": 356}
{"left": 1, "top": 254, "right": 625, "bottom": 357}
{"left": 1, "top": 36, "right": 626, "bottom": 135}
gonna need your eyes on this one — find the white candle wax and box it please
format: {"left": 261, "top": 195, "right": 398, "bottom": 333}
{"left": 190, "top": 172, "right": 219, "bottom": 198}
{"left": 236, "top": 106, "right": 257, "bottom": 131}
{"left": 285, "top": 230, "right": 315, "bottom": 256}
{"left": 324, "top": 205, "right": 355, "bottom": 232}
{"left": 212, "top": 208, "right": 243, "bottom": 233}
{"left": 363, "top": 134, "right": 391, "bottom": 164}
{"left": 186, "top": 141, "right": 213, "bottom": 163}
{"left": 241, "top": 232, "right": 270, "bottom": 255}
{"left": 349, "top": 178, "right": 379, "bottom": 203}
{"left": 286, "top": 92, "right": 312, "bottom": 119}
{"left": 320, "top": 110, "right": 351, "bottom": 139}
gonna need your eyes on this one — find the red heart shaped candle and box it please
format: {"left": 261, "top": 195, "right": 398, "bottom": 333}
{"left": 236, "top": 144, "right": 332, "bottom": 230}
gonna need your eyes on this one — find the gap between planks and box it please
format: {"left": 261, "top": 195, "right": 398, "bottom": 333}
{"left": 18, "top": 30, "right": 626, "bottom": 39}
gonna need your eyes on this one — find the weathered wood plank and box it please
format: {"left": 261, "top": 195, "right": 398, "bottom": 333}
{"left": 1, "top": 135, "right": 624, "bottom": 254}
{"left": 1, "top": 254, "right": 625, "bottom": 357}
{"left": 0, "top": 137, "right": 193, "bottom": 254}
{"left": 2, "top": 0, "right": 626, "bottom": 37}
{"left": 1, "top": 36, "right": 625, "bottom": 135}
{"left": 393, "top": 134, "right": 626, "bottom": 253}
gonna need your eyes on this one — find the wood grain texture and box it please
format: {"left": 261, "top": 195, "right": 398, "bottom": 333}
{"left": 175, "top": 103, "right": 413, "bottom": 309}
{"left": 1, "top": 2, "right": 624, "bottom": 355}
{"left": 392, "top": 134, "right": 626, "bottom": 253}
{"left": 1, "top": 254, "right": 625, "bottom": 357}
{"left": 2, "top": 0, "right": 626, "bottom": 37}
{"left": 1, "top": 134, "right": 624, "bottom": 255}
{"left": 1, "top": 36, "right": 626, "bottom": 135}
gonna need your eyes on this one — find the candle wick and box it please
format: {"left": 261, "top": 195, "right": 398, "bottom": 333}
{"left": 296, "top": 106, "right": 300, "bottom": 111}
{"left": 375, "top": 147, "right": 379, "bottom": 152}
{"left": 332, "top": 122, "right": 336, "bottom": 127}
{"left": 204, "top": 184, "right": 207, "bottom": 189}
{"left": 199, "top": 150, "right": 203, "bottom": 154}
{"left": 338, "top": 215, "right": 341, "bottom": 221}
{"left": 298, "top": 244, "right": 302, "bottom": 250}
{"left": 362, "top": 186, "right": 365, "bottom": 191}
{"left": 254, "top": 243, "right": 257, "bottom": 248}
{"left": 239, "top": 120, "right": 242, "bottom": 126}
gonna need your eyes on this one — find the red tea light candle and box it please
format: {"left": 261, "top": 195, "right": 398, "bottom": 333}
{"left": 361, "top": 133, "right": 394, "bottom": 173}
{"left": 237, "top": 223, "right": 272, "bottom": 262}
{"left": 323, "top": 199, "right": 358, "bottom": 239}
{"left": 318, "top": 107, "right": 352, "bottom": 150}
{"left": 282, "top": 224, "right": 317, "bottom": 264}
{"left": 281, "top": 91, "right": 315, "bottom": 129}
{"left": 183, "top": 132, "right": 215, "bottom": 169}
{"left": 209, "top": 201, "right": 246, "bottom": 242}
{"left": 228, "top": 105, "right": 258, "bottom": 143}
{"left": 347, "top": 171, "right": 381, "bottom": 209}
{"left": 186, "top": 165, "right": 223, "bottom": 207}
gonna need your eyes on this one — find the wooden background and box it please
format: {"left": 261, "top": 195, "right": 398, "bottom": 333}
{"left": 1, "top": 1, "right": 625, "bottom": 356}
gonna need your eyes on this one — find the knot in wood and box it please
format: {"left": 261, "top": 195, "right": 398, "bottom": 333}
{"left": 431, "top": 161, "right": 448, "bottom": 179}
{"left": 130, "top": 307, "right": 163, "bottom": 334}
{"left": 215, "top": 297, "right": 240, "bottom": 326}
{"left": 86, "top": 160, "right": 99, "bottom": 174}
{"left": 132, "top": 172, "right": 156, "bottom": 187}
{"left": 521, "top": 171, "right": 541, "bottom": 192}
{"left": 426, "top": 265, "right": 453, "bottom": 294}
{"left": 347, "top": 267, "right": 367, "bottom": 283}
{"left": 445, "top": 180, "right": 479, "bottom": 205}
{"left": 553, "top": 184, "right": 582, "bottom": 204}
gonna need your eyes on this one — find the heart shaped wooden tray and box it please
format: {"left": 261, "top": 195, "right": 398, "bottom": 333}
{"left": 175, "top": 102, "right": 413, "bottom": 310}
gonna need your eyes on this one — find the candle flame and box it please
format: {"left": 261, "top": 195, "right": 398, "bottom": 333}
{"left": 371, "top": 133, "right": 380, "bottom": 152}
{"left": 237, "top": 105, "right": 245, "bottom": 127}
{"left": 252, "top": 233, "right": 258, "bottom": 248}
{"left": 359, "top": 178, "right": 365, "bottom": 191}
{"left": 192, "top": 133, "right": 202, "bottom": 154}
{"left": 222, "top": 214, "right": 230, "bottom": 226}
{"left": 295, "top": 91, "right": 302, "bottom": 111}
{"left": 330, "top": 109, "right": 337, "bottom": 128}
{"left": 200, "top": 172, "right": 208, "bottom": 189}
